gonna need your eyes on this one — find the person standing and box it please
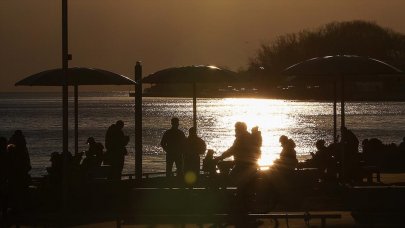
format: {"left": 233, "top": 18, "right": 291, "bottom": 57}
{"left": 184, "top": 127, "right": 206, "bottom": 178}
{"left": 0, "top": 137, "right": 8, "bottom": 221}
{"left": 161, "top": 117, "right": 186, "bottom": 177}
{"left": 105, "top": 120, "right": 129, "bottom": 180}
{"left": 216, "top": 122, "right": 259, "bottom": 213}
{"left": 216, "top": 122, "right": 258, "bottom": 183}
{"left": 7, "top": 130, "right": 31, "bottom": 215}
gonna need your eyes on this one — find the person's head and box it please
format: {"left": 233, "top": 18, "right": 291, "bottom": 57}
{"left": 234, "top": 121, "right": 247, "bottom": 136}
{"left": 116, "top": 120, "right": 124, "bottom": 129}
{"left": 50, "top": 152, "right": 60, "bottom": 162}
{"left": 188, "top": 127, "right": 197, "bottom": 137}
{"left": 87, "top": 137, "right": 95, "bottom": 145}
{"left": 14, "top": 130, "right": 23, "bottom": 136}
{"left": 171, "top": 117, "right": 179, "bottom": 128}
{"left": 279, "top": 135, "right": 288, "bottom": 146}
{"left": 341, "top": 126, "right": 348, "bottom": 133}
{"left": 315, "top": 139, "right": 326, "bottom": 150}
{"left": 251, "top": 126, "right": 259, "bottom": 133}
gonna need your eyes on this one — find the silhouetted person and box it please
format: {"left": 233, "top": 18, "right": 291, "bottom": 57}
{"left": 105, "top": 120, "right": 129, "bottom": 180}
{"left": 161, "top": 117, "right": 186, "bottom": 177}
{"left": 86, "top": 137, "right": 104, "bottom": 166}
{"left": 216, "top": 122, "right": 260, "bottom": 212}
{"left": 184, "top": 127, "right": 206, "bottom": 178}
{"left": 216, "top": 122, "right": 259, "bottom": 180}
{"left": 311, "top": 139, "right": 334, "bottom": 178}
{"left": 274, "top": 136, "right": 298, "bottom": 171}
{"left": 341, "top": 127, "right": 360, "bottom": 182}
{"left": 7, "top": 131, "right": 31, "bottom": 177}
{"left": 0, "top": 137, "right": 7, "bottom": 221}
{"left": 81, "top": 138, "right": 104, "bottom": 178}
{"left": 8, "top": 130, "right": 27, "bottom": 151}
{"left": 6, "top": 143, "right": 31, "bottom": 215}
{"left": 0, "top": 138, "right": 7, "bottom": 177}
{"left": 46, "top": 152, "right": 63, "bottom": 184}
{"left": 202, "top": 149, "right": 217, "bottom": 177}
{"left": 251, "top": 126, "right": 262, "bottom": 162}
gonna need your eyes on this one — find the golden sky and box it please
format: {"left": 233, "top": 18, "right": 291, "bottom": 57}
{"left": 2, "top": 0, "right": 405, "bottom": 91}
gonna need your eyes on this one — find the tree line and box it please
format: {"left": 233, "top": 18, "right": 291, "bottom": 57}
{"left": 246, "top": 20, "right": 405, "bottom": 87}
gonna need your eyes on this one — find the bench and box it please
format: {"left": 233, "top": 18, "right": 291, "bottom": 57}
{"left": 118, "top": 212, "right": 341, "bottom": 228}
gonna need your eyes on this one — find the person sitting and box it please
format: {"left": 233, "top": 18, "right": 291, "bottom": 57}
{"left": 310, "top": 139, "right": 336, "bottom": 179}
{"left": 81, "top": 137, "right": 104, "bottom": 178}
{"left": 86, "top": 137, "right": 104, "bottom": 166}
{"left": 46, "top": 152, "right": 63, "bottom": 183}
{"left": 341, "top": 127, "right": 361, "bottom": 182}
{"left": 202, "top": 149, "right": 218, "bottom": 177}
{"left": 274, "top": 135, "right": 298, "bottom": 171}
{"left": 251, "top": 126, "right": 262, "bottom": 162}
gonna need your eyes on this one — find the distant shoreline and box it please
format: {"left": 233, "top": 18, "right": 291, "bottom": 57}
{"left": 134, "top": 93, "right": 405, "bottom": 102}
{"left": 1, "top": 91, "right": 404, "bottom": 102}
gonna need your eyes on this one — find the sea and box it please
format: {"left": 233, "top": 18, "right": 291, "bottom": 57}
{"left": 1, "top": 92, "right": 404, "bottom": 177}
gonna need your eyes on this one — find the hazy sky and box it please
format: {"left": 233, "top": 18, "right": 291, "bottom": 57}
{"left": 2, "top": 0, "right": 405, "bottom": 92}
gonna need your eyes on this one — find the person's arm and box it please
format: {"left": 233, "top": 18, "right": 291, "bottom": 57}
{"left": 217, "top": 144, "right": 235, "bottom": 160}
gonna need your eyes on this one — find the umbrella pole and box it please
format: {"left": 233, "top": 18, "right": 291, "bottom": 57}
{"left": 333, "top": 81, "right": 337, "bottom": 143}
{"left": 340, "top": 75, "right": 346, "bottom": 182}
{"left": 135, "top": 62, "right": 143, "bottom": 180}
{"left": 62, "top": 0, "right": 69, "bottom": 154}
{"left": 341, "top": 75, "right": 345, "bottom": 129}
{"left": 61, "top": 0, "right": 69, "bottom": 213}
{"left": 193, "top": 83, "right": 197, "bottom": 129}
{"left": 74, "top": 85, "right": 78, "bottom": 155}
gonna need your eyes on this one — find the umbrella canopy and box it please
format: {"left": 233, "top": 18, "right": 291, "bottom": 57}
{"left": 15, "top": 67, "right": 136, "bottom": 86}
{"left": 283, "top": 55, "right": 402, "bottom": 81}
{"left": 142, "top": 65, "right": 238, "bottom": 129}
{"left": 15, "top": 67, "right": 135, "bottom": 154}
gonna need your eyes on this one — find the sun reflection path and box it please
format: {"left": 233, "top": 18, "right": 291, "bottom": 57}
{"left": 201, "top": 98, "right": 297, "bottom": 168}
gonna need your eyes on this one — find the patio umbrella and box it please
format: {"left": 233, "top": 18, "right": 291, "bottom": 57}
{"left": 15, "top": 67, "right": 136, "bottom": 154}
{"left": 142, "top": 65, "right": 238, "bottom": 129}
{"left": 282, "top": 55, "right": 403, "bottom": 142}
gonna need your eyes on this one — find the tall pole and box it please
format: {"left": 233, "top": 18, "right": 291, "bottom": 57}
{"left": 333, "top": 81, "right": 337, "bottom": 143}
{"left": 341, "top": 75, "right": 345, "bottom": 129}
{"left": 61, "top": 0, "right": 69, "bottom": 212}
{"left": 62, "top": 0, "right": 69, "bottom": 154}
{"left": 340, "top": 74, "right": 346, "bottom": 181}
{"left": 135, "top": 62, "right": 142, "bottom": 180}
{"left": 74, "top": 85, "right": 78, "bottom": 154}
{"left": 193, "top": 83, "right": 197, "bottom": 129}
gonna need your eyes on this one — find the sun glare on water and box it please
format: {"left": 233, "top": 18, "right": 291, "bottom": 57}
{"left": 209, "top": 98, "right": 297, "bottom": 168}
